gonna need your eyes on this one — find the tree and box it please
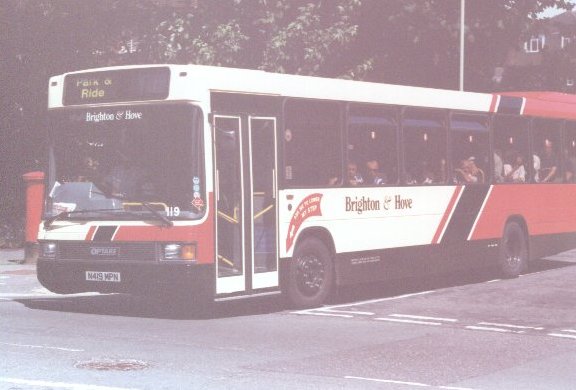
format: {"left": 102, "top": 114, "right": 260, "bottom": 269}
{"left": 1, "top": 0, "right": 575, "bottom": 226}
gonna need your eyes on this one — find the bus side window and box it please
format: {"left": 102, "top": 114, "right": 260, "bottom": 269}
{"left": 533, "top": 118, "right": 563, "bottom": 183}
{"left": 493, "top": 115, "right": 530, "bottom": 184}
{"left": 450, "top": 114, "right": 489, "bottom": 184}
{"left": 402, "top": 109, "right": 447, "bottom": 185}
{"left": 348, "top": 105, "right": 398, "bottom": 186}
{"left": 284, "top": 99, "right": 343, "bottom": 187}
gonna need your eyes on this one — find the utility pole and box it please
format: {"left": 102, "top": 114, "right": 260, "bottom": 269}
{"left": 459, "top": 0, "right": 465, "bottom": 91}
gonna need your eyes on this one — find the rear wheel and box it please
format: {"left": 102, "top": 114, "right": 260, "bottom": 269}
{"left": 498, "top": 221, "right": 528, "bottom": 278}
{"left": 286, "top": 238, "right": 334, "bottom": 309}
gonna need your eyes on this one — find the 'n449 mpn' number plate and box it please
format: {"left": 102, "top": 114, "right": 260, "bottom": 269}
{"left": 86, "top": 271, "right": 121, "bottom": 282}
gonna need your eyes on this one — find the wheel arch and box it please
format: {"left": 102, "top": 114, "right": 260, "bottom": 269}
{"left": 293, "top": 226, "right": 336, "bottom": 257}
{"left": 504, "top": 214, "right": 531, "bottom": 259}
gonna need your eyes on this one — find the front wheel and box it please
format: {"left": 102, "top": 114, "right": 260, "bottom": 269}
{"left": 285, "top": 238, "right": 334, "bottom": 309}
{"left": 497, "top": 221, "right": 528, "bottom": 278}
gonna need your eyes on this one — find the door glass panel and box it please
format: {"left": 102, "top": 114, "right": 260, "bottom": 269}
{"left": 215, "top": 117, "right": 243, "bottom": 278}
{"left": 251, "top": 118, "right": 277, "bottom": 274}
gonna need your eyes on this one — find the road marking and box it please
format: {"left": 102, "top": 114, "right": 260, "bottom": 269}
{"left": 560, "top": 329, "right": 576, "bottom": 333}
{"left": 548, "top": 333, "right": 576, "bottom": 340}
{"left": 465, "top": 325, "right": 525, "bottom": 334}
{"left": 345, "top": 376, "right": 430, "bottom": 387}
{"left": 0, "top": 377, "right": 141, "bottom": 390}
{"left": 317, "top": 308, "right": 375, "bottom": 316}
{"left": 317, "top": 290, "right": 435, "bottom": 310}
{"left": 0, "top": 342, "right": 84, "bottom": 352}
{"left": 293, "top": 311, "right": 353, "bottom": 318}
{"left": 390, "top": 314, "right": 458, "bottom": 323}
{"left": 375, "top": 317, "right": 443, "bottom": 326}
{"left": 0, "top": 292, "right": 100, "bottom": 299}
{"left": 345, "top": 376, "right": 478, "bottom": 389}
{"left": 477, "top": 322, "right": 543, "bottom": 330}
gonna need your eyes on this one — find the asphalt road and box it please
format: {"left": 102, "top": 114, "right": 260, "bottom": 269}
{"left": 2, "top": 251, "right": 576, "bottom": 390}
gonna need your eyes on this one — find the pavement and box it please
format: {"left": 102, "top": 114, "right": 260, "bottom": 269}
{"left": 0, "top": 248, "right": 42, "bottom": 298}
{"left": 0, "top": 248, "right": 26, "bottom": 265}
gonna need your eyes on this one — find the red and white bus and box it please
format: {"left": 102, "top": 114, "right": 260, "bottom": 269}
{"left": 37, "top": 64, "right": 576, "bottom": 308}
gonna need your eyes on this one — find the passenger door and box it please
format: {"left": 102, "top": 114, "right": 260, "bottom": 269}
{"left": 213, "top": 115, "right": 279, "bottom": 296}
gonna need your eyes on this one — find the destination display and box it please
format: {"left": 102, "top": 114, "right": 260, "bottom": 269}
{"left": 63, "top": 67, "right": 170, "bottom": 105}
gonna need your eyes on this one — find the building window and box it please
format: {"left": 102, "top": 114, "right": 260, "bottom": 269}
{"left": 562, "top": 36, "right": 572, "bottom": 49}
{"left": 524, "top": 36, "right": 544, "bottom": 53}
{"left": 567, "top": 78, "right": 574, "bottom": 87}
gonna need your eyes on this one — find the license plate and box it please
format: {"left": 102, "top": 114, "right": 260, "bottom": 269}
{"left": 86, "top": 271, "right": 121, "bottom": 283}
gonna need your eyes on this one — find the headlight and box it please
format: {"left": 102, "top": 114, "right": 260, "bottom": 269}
{"left": 162, "top": 243, "right": 196, "bottom": 261}
{"left": 41, "top": 242, "right": 57, "bottom": 258}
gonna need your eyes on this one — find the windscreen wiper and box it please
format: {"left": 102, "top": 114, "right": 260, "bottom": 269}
{"left": 57, "top": 181, "right": 174, "bottom": 228}
{"left": 91, "top": 186, "right": 173, "bottom": 227}
{"left": 139, "top": 201, "right": 173, "bottom": 227}
{"left": 44, "top": 208, "right": 123, "bottom": 228}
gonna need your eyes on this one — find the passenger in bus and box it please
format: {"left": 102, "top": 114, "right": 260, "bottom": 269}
{"left": 347, "top": 161, "right": 364, "bottom": 186}
{"left": 533, "top": 154, "right": 541, "bottom": 182}
{"left": 454, "top": 157, "right": 484, "bottom": 184}
{"left": 564, "top": 148, "right": 576, "bottom": 182}
{"left": 76, "top": 156, "right": 100, "bottom": 182}
{"left": 422, "top": 159, "right": 440, "bottom": 184}
{"left": 365, "top": 160, "right": 386, "bottom": 185}
{"left": 540, "top": 141, "right": 558, "bottom": 183}
{"left": 503, "top": 150, "right": 526, "bottom": 183}
{"left": 410, "top": 159, "right": 436, "bottom": 185}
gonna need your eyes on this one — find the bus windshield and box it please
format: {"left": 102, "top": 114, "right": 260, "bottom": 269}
{"left": 45, "top": 104, "right": 205, "bottom": 221}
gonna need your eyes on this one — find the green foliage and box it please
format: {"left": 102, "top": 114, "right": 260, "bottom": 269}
{"left": 1, "top": 0, "right": 575, "bottom": 221}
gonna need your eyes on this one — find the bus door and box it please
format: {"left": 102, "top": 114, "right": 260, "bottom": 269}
{"left": 213, "top": 115, "right": 279, "bottom": 296}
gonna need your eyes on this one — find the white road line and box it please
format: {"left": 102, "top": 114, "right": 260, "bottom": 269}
{"left": 317, "top": 290, "right": 435, "bottom": 310}
{"left": 318, "top": 308, "right": 375, "bottom": 316}
{"left": 293, "top": 311, "right": 353, "bottom": 318}
{"left": 548, "top": 333, "right": 576, "bottom": 340}
{"left": 560, "top": 329, "right": 576, "bottom": 333}
{"left": 345, "top": 376, "right": 478, "bottom": 389}
{"left": 477, "top": 322, "right": 543, "bottom": 330}
{"left": 375, "top": 317, "right": 443, "bottom": 326}
{"left": 0, "top": 377, "right": 141, "bottom": 390}
{"left": 390, "top": 314, "right": 458, "bottom": 323}
{"left": 0, "top": 342, "right": 84, "bottom": 352}
{"left": 345, "top": 376, "right": 430, "bottom": 387}
{"left": 485, "top": 279, "right": 501, "bottom": 283}
{"left": 465, "top": 326, "right": 525, "bottom": 334}
{"left": 0, "top": 292, "right": 100, "bottom": 299}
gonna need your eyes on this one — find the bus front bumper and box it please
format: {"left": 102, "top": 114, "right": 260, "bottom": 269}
{"left": 37, "top": 258, "right": 214, "bottom": 297}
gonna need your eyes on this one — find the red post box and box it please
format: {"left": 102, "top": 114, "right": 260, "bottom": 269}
{"left": 22, "top": 171, "right": 45, "bottom": 263}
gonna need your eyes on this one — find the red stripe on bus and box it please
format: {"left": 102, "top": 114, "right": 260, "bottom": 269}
{"left": 432, "top": 186, "right": 463, "bottom": 244}
{"left": 489, "top": 94, "right": 499, "bottom": 113}
{"left": 470, "top": 184, "right": 576, "bottom": 240}
{"left": 85, "top": 226, "right": 97, "bottom": 241}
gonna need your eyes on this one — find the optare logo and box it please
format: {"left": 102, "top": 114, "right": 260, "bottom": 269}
{"left": 90, "top": 247, "right": 119, "bottom": 257}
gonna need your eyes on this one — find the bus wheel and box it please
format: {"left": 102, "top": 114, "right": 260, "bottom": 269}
{"left": 498, "top": 221, "right": 528, "bottom": 278}
{"left": 286, "top": 238, "right": 334, "bottom": 309}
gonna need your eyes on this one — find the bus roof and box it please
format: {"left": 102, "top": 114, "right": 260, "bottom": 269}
{"left": 49, "top": 64, "right": 576, "bottom": 120}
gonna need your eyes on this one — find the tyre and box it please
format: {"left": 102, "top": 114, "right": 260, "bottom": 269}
{"left": 286, "top": 237, "right": 334, "bottom": 309}
{"left": 497, "top": 221, "right": 528, "bottom": 278}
